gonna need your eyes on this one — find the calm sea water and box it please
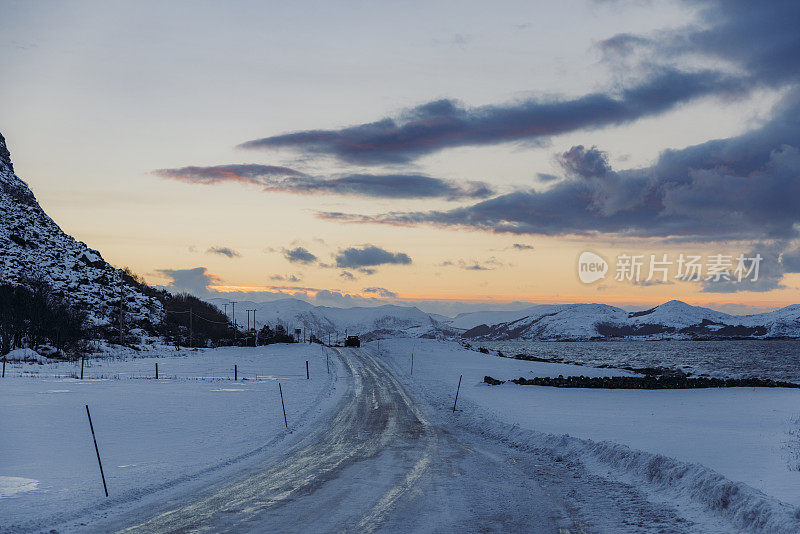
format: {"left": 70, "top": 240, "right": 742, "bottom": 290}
{"left": 474, "top": 339, "right": 800, "bottom": 382}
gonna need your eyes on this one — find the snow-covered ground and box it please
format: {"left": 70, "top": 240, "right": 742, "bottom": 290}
{"left": 0, "top": 343, "right": 342, "bottom": 531}
{"left": 5, "top": 338, "right": 800, "bottom": 532}
{"left": 377, "top": 338, "right": 800, "bottom": 531}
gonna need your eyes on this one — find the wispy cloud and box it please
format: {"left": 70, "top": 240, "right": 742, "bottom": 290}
{"left": 270, "top": 273, "right": 302, "bottom": 282}
{"left": 154, "top": 164, "right": 492, "bottom": 200}
{"left": 207, "top": 246, "right": 241, "bottom": 258}
{"left": 441, "top": 257, "right": 508, "bottom": 271}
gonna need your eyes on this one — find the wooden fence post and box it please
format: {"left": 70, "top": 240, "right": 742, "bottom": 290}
{"left": 452, "top": 375, "right": 463, "bottom": 413}
{"left": 279, "top": 383, "right": 288, "bottom": 428}
{"left": 85, "top": 405, "right": 108, "bottom": 497}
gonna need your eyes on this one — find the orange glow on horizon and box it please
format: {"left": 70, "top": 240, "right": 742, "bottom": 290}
{"left": 206, "top": 285, "right": 795, "bottom": 311}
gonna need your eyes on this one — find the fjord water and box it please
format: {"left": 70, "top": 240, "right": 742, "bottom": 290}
{"left": 476, "top": 339, "right": 800, "bottom": 382}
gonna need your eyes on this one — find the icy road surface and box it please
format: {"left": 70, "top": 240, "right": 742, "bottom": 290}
{"left": 84, "top": 348, "right": 701, "bottom": 533}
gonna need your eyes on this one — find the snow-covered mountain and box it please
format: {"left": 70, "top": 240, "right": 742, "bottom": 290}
{"left": 459, "top": 300, "right": 800, "bottom": 340}
{"left": 0, "top": 132, "right": 164, "bottom": 327}
{"left": 449, "top": 304, "right": 567, "bottom": 330}
{"left": 205, "top": 296, "right": 800, "bottom": 341}
{"left": 206, "top": 297, "right": 450, "bottom": 340}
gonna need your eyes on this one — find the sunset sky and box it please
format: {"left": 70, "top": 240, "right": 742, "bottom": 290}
{"left": 2, "top": 0, "right": 799, "bottom": 315}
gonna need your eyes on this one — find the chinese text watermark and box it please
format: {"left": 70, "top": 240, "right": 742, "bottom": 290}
{"left": 578, "top": 252, "right": 762, "bottom": 284}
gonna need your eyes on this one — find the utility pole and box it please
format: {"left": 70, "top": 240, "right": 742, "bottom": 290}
{"left": 189, "top": 307, "right": 193, "bottom": 348}
{"left": 118, "top": 282, "right": 124, "bottom": 346}
{"left": 223, "top": 303, "right": 228, "bottom": 318}
{"left": 247, "top": 309, "right": 256, "bottom": 346}
{"left": 231, "top": 302, "right": 236, "bottom": 342}
{"left": 253, "top": 310, "right": 258, "bottom": 346}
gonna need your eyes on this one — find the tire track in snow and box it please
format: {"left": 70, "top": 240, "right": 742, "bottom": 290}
{"left": 105, "top": 348, "right": 435, "bottom": 533}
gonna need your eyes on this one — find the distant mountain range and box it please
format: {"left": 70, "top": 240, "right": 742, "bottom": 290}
{"left": 454, "top": 300, "right": 800, "bottom": 340}
{"left": 209, "top": 297, "right": 800, "bottom": 341}
{"left": 206, "top": 298, "right": 450, "bottom": 341}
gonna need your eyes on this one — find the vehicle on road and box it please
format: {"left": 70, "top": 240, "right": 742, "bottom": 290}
{"left": 344, "top": 335, "right": 361, "bottom": 347}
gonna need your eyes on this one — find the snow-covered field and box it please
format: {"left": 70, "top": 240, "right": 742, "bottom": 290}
{"left": 0, "top": 344, "right": 342, "bottom": 532}
{"left": 5, "top": 338, "right": 800, "bottom": 532}
{"left": 377, "top": 338, "right": 800, "bottom": 531}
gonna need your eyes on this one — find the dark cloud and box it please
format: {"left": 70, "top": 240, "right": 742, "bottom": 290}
{"left": 363, "top": 287, "right": 398, "bottom": 298}
{"left": 598, "top": 0, "right": 800, "bottom": 89}
{"left": 320, "top": 89, "right": 800, "bottom": 242}
{"left": 782, "top": 247, "right": 800, "bottom": 273}
{"left": 701, "top": 242, "right": 787, "bottom": 293}
{"left": 512, "top": 243, "right": 534, "bottom": 250}
{"left": 335, "top": 245, "right": 412, "bottom": 269}
{"left": 154, "top": 164, "right": 492, "bottom": 200}
{"left": 156, "top": 267, "right": 220, "bottom": 296}
{"left": 239, "top": 69, "right": 743, "bottom": 165}
{"left": 207, "top": 246, "right": 240, "bottom": 258}
{"left": 536, "top": 173, "right": 560, "bottom": 183}
{"left": 339, "top": 271, "right": 356, "bottom": 280}
{"left": 283, "top": 247, "right": 317, "bottom": 264}
{"left": 154, "top": 164, "right": 303, "bottom": 184}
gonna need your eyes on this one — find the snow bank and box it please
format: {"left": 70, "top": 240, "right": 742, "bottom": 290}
{"left": 468, "top": 415, "right": 800, "bottom": 533}
{"left": 3, "top": 348, "right": 48, "bottom": 363}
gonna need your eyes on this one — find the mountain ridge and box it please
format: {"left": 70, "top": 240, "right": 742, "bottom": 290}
{"left": 0, "top": 132, "right": 165, "bottom": 331}
{"left": 206, "top": 296, "right": 800, "bottom": 341}
{"left": 457, "top": 299, "right": 800, "bottom": 341}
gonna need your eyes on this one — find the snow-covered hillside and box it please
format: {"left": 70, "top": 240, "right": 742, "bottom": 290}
{"left": 0, "top": 132, "right": 164, "bottom": 327}
{"left": 448, "top": 304, "right": 567, "bottom": 330}
{"left": 206, "top": 298, "right": 450, "bottom": 340}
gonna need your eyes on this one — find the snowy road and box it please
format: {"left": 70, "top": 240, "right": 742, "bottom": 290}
{"left": 77, "top": 347, "right": 712, "bottom": 533}
{"left": 81, "top": 348, "right": 570, "bottom": 533}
